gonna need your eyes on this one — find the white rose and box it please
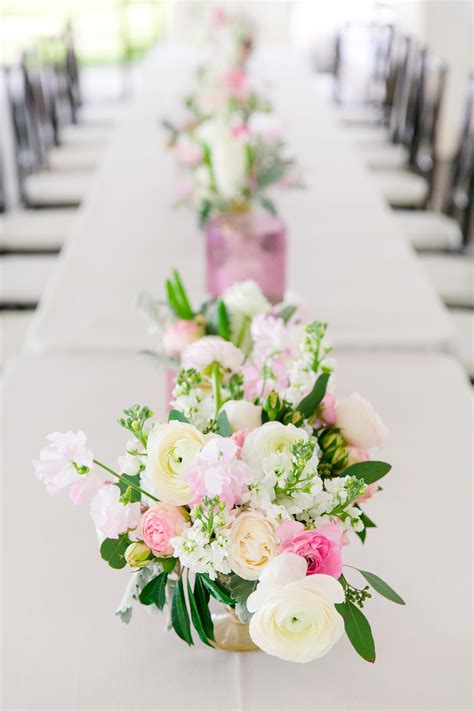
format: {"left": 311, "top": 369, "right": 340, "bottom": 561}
{"left": 336, "top": 393, "right": 387, "bottom": 450}
{"left": 247, "top": 553, "right": 344, "bottom": 663}
{"left": 145, "top": 422, "right": 205, "bottom": 505}
{"left": 241, "top": 421, "right": 307, "bottom": 471}
{"left": 220, "top": 400, "right": 262, "bottom": 432}
{"left": 223, "top": 280, "right": 270, "bottom": 319}
{"left": 211, "top": 130, "right": 247, "bottom": 200}
{"left": 228, "top": 510, "right": 277, "bottom": 580}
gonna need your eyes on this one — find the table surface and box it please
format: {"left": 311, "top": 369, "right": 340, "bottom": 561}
{"left": 2, "top": 351, "right": 472, "bottom": 709}
{"left": 27, "top": 46, "right": 454, "bottom": 354}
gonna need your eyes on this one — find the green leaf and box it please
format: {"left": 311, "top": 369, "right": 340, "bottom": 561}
{"left": 260, "top": 196, "right": 277, "bottom": 215}
{"left": 277, "top": 304, "right": 297, "bottom": 324}
{"left": 228, "top": 575, "right": 257, "bottom": 623}
{"left": 100, "top": 534, "right": 129, "bottom": 569}
{"left": 216, "top": 299, "right": 231, "bottom": 341}
{"left": 198, "top": 574, "right": 235, "bottom": 606}
{"left": 358, "top": 570, "right": 405, "bottom": 605}
{"left": 194, "top": 575, "right": 214, "bottom": 641}
{"left": 118, "top": 473, "right": 141, "bottom": 503}
{"left": 216, "top": 410, "right": 232, "bottom": 437}
{"left": 171, "top": 576, "right": 193, "bottom": 646}
{"left": 186, "top": 576, "right": 215, "bottom": 647}
{"left": 297, "top": 372, "right": 331, "bottom": 419}
{"left": 139, "top": 571, "right": 168, "bottom": 609}
{"left": 157, "top": 557, "right": 177, "bottom": 574}
{"left": 336, "top": 600, "right": 376, "bottom": 663}
{"left": 172, "top": 270, "right": 194, "bottom": 320}
{"left": 168, "top": 409, "right": 190, "bottom": 423}
{"left": 355, "top": 511, "right": 376, "bottom": 543}
{"left": 344, "top": 461, "right": 391, "bottom": 485}
{"left": 165, "top": 278, "right": 185, "bottom": 319}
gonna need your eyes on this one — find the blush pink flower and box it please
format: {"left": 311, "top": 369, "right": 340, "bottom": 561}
{"left": 355, "top": 482, "right": 380, "bottom": 504}
{"left": 346, "top": 446, "right": 370, "bottom": 466}
{"left": 277, "top": 521, "right": 343, "bottom": 578}
{"left": 90, "top": 485, "right": 141, "bottom": 542}
{"left": 33, "top": 430, "right": 94, "bottom": 498}
{"left": 221, "top": 68, "right": 247, "bottom": 97}
{"left": 314, "top": 393, "right": 337, "bottom": 427}
{"left": 232, "top": 428, "right": 252, "bottom": 454}
{"left": 182, "top": 336, "right": 244, "bottom": 373}
{"left": 163, "top": 319, "right": 204, "bottom": 358}
{"left": 138, "top": 504, "right": 188, "bottom": 557}
{"left": 184, "top": 436, "right": 251, "bottom": 509}
{"left": 174, "top": 136, "right": 203, "bottom": 166}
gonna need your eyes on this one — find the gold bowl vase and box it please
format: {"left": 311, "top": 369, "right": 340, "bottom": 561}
{"left": 211, "top": 607, "right": 259, "bottom": 652}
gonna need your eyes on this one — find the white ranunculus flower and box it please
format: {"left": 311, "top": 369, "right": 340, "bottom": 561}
{"left": 220, "top": 400, "right": 262, "bottom": 432}
{"left": 223, "top": 280, "right": 271, "bottom": 319}
{"left": 182, "top": 336, "right": 244, "bottom": 373}
{"left": 336, "top": 393, "right": 388, "bottom": 450}
{"left": 228, "top": 510, "right": 277, "bottom": 580}
{"left": 247, "top": 553, "right": 345, "bottom": 663}
{"left": 211, "top": 130, "right": 247, "bottom": 200}
{"left": 145, "top": 422, "right": 205, "bottom": 505}
{"left": 241, "top": 421, "right": 307, "bottom": 471}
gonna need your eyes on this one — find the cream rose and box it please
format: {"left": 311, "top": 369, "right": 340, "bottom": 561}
{"left": 220, "top": 400, "right": 262, "bottom": 433}
{"left": 336, "top": 393, "right": 388, "bottom": 450}
{"left": 241, "top": 421, "right": 307, "bottom": 470}
{"left": 229, "top": 510, "right": 277, "bottom": 580}
{"left": 247, "top": 553, "right": 344, "bottom": 663}
{"left": 145, "top": 422, "right": 205, "bottom": 505}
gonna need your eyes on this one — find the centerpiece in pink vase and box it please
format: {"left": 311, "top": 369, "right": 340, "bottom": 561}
{"left": 205, "top": 209, "right": 286, "bottom": 303}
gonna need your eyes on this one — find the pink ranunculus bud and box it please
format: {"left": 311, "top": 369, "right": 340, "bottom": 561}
{"left": 162, "top": 319, "right": 205, "bottom": 359}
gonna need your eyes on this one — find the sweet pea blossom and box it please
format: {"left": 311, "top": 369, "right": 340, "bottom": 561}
{"left": 162, "top": 319, "right": 205, "bottom": 359}
{"left": 182, "top": 336, "right": 244, "bottom": 372}
{"left": 277, "top": 521, "right": 343, "bottom": 578}
{"left": 90, "top": 485, "right": 141, "bottom": 542}
{"left": 33, "top": 431, "right": 94, "bottom": 497}
{"left": 184, "top": 436, "right": 251, "bottom": 508}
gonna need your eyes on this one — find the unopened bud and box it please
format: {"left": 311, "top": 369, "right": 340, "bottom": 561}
{"left": 125, "top": 542, "right": 151, "bottom": 569}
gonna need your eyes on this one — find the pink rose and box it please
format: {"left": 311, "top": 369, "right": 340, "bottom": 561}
{"left": 314, "top": 393, "right": 337, "bottom": 427}
{"left": 277, "top": 521, "right": 343, "bottom": 578}
{"left": 163, "top": 319, "right": 204, "bottom": 359}
{"left": 139, "top": 504, "right": 188, "bottom": 557}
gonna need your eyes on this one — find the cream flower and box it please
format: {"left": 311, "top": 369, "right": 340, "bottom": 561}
{"left": 220, "top": 400, "right": 262, "bottom": 432}
{"left": 145, "top": 422, "right": 205, "bottom": 505}
{"left": 211, "top": 129, "right": 248, "bottom": 200}
{"left": 241, "top": 421, "right": 307, "bottom": 471}
{"left": 223, "top": 280, "right": 270, "bottom": 319}
{"left": 229, "top": 510, "right": 277, "bottom": 580}
{"left": 182, "top": 336, "right": 244, "bottom": 373}
{"left": 336, "top": 393, "right": 388, "bottom": 450}
{"left": 247, "top": 553, "right": 344, "bottom": 663}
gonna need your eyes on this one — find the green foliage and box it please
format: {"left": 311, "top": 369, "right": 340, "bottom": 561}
{"left": 228, "top": 575, "right": 257, "bottom": 623}
{"left": 118, "top": 474, "right": 141, "bottom": 504}
{"left": 358, "top": 570, "right": 405, "bottom": 605}
{"left": 171, "top": 576, "right": 193, "bottom": 646}
{"left": 118, "top": 404, "right": 153, "bottom": 448}
{"left": 198, "top": 574, "right": 236, "bottom": 606}
{"left": 277, "top": 304, "right": 297, "bottom": 324}
{"left": 187, "top": 575, "right": 215, "bottom": 647}
{"left": 139, "top": 571, "right": 168, "bottom": 610}
{"left": 343, "top": 461, "right": 391, "bottom": 485}
{"left": 336, "top": 600, "right": 376, "bottom": 663}
{"left": 165, "top": 270, "right": 194, "bottom": 320}
{"left": 168, "top": 409, "right": 190, "bottom": 423}
{"left": 216, "top": 410, "right": 232, "bottom": 437}
{"left": 193, "top": 575, "right": 214, "bottom": 641}
{"left": 100, "top": 534, "right": 130, "bottom": 569}
{"left": 297, "top": 372, "right": 331, "bottom": 419}
{"left": 216, "top": 299, "right": 231, "bottom": 341}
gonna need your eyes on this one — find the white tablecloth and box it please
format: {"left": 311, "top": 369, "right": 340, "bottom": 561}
{"left": 27, "top": 46, "right": 454, "bottom": 354}
{"left": 2, "top": 352, "right": 471, "bottom": 709}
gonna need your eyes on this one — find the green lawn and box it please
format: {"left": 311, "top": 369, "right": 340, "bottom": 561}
{"left": 0, "top": 0, "right": 164, "bottom": 65}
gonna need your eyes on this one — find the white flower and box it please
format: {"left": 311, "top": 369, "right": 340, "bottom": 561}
{"left": 33, "top": 430, "right": 93, "bottom": 495}
{"left": 223, "top": 280, "right": 270, "bottom": 319}
{"left": 220, "top": 400, "right": 262, "bottom": 432}
{"left": 228, "top": 510, "right": 278, "bottom": 580}
{"left": 90, "top": 485, "right": 141, "bottom": 542}
{"left": 247, "top": 553, "right": 344, "bottom": 663}
{"left": 211, "top": 129, "right": 248, "bottom": 199}
{"left": 145, "top": 422, "right": 205, "bottom": 505}
{"left": 242, "top": 421, "right": 307, "bottom": 472}
{"left": 336, "top": 393, "right": 388, "bottom": 449}
{"left": 182, "top": 336, "right": 244, "bottom": 372}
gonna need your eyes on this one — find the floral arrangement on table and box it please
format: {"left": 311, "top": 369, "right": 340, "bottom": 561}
{"left": 204, "top": 6, "right": 256, "bottom": 70}
{"left": 34, "top": 275, "right": 404, "bottom": 664}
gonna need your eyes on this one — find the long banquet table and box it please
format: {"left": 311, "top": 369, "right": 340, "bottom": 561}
{"left": 2, "top": 351, "right": 471, "bottom": 710}
{"left": 27, "top": 46, "right": 454, "bottom": 354}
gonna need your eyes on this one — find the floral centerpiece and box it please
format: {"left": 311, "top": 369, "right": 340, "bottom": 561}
{"left": 34, "top": 277, "right": 404, "bottom": 664}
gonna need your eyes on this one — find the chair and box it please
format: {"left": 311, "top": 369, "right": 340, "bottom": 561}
{"left": 0, "top": 310, "right": 34, "bottom": 368}
{"left": 394, "top": 76, "right": 473, "bottom": 250}
{"left": 419, "top": 253, "right": 474, "bottom": 308}
{"left": 0, "top": 253, "right": 57, "bottom": 307}
{"left": 449, "top": 309, "right": 474, "bottom": 380}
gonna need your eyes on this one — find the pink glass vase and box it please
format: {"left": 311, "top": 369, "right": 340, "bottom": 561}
{"left": 204, "top": 210, "right": 286, "bottom": 303}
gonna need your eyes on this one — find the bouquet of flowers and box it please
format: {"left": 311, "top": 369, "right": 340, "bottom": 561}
{"left": 34, "top": 275, "right": 404, "bottom": 664}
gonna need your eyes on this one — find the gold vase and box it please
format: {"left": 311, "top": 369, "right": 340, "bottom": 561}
{"left": 211, "top": 606, "right": 259, "bottom": 652}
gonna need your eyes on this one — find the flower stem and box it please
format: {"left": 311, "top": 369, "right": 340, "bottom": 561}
{"left": 93, "top": 459, "right": 159, "bottom": 502}
{"left": 235, "top": 315, "right": 251, "bottom": 349}
{"left": 211, "top": 361, "right": 222, "bottom": 419}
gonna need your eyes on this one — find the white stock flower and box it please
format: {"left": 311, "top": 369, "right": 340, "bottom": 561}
{"left": 145, "top": 422, "right": 205, "bottom": 505}
{"left": 336, "top": 393, "right": 388, "bottom": 450}
{"left": 90, "top": 485, "right": 141, "bottom": 542}
{"left": 182, "top": 336, "right": 244, "bottom": 373}
{"left": 247, "top": 553, "right": 344, "bottom": 663}
{"left": 220, "top": 400, "right": 262, "bottom": 432}
{"left": 211, "top": 129, "right": 248, "bottom": 200}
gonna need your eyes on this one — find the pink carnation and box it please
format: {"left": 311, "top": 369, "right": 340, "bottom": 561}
{"left": 184, "top": 437, "right": 251, "bottom": 509}
{"left": 277, "top": 521, "right": 343, "bottom": 578}
{"left": 139, "top": 504, "right": 187, "bottom": 557}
